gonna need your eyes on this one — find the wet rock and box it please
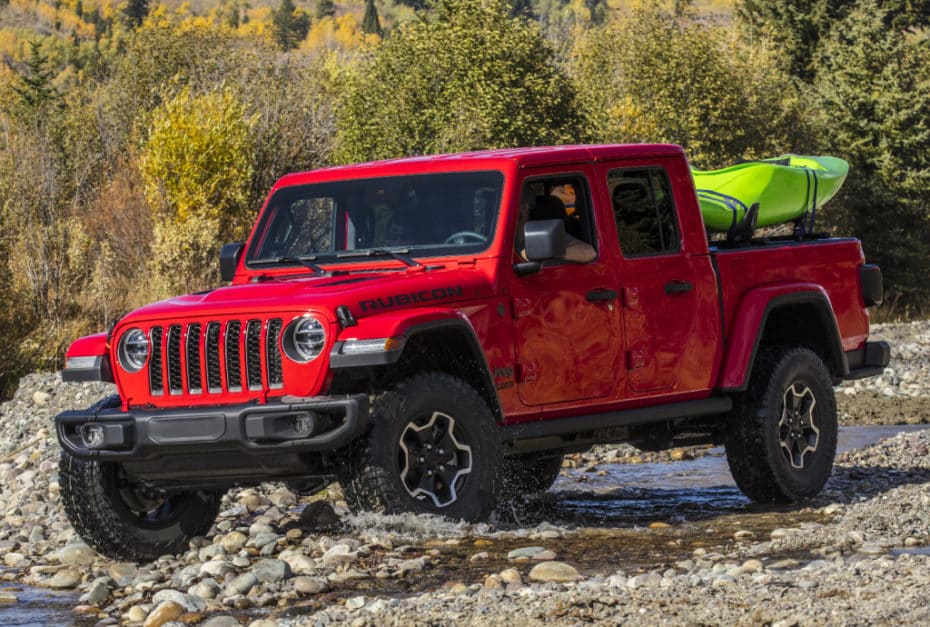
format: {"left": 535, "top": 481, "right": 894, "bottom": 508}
{"left": 81, "top": 578, "right": 112, "bottom": 605}
{"left": 0, "top": 591, "right": 17, "bottom": 604}
{"left": 299, "top": 501, "right": 339, "bottom": 530}
{"left": 49, "top": 568, "right": 82, "bottom": 589}
{"left": 470, "top": 552, "right": 489, "bottom": 562}
{"left": 528, "top": 561, "right": 581, "bottom": 583}
{"left": 109, "top": 562, "right": 138, "bottom": 585}
{"left": 143, "top": 601, "right": 184, "bottom": 627}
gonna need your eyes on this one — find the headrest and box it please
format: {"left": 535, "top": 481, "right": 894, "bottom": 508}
{"left": 612, "top": 181, "right": 649, "bottom": 205}
{"left": 531, "top": 195, "right": 566, "bottom": 221}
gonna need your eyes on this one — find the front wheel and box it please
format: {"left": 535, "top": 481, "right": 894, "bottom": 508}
{"left": 724, "top": 347, "right": 838, "bottom": 503}
{"left": 59, "top": 451, "right": 222, "bottom": 561}
{"left": 337, "top": 372, "right": 502, "bottom": 521}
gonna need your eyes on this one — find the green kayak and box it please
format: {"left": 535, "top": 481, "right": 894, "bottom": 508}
{"left": 692, "top": 155, "right": 849, "bottom": 233}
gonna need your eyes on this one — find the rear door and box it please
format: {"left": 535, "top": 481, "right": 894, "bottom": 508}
{"left": 508, "top": 167, "right": 621, "bottom": 406}
{"left": 600, "top": 157, "right": 719, "bottom": 395}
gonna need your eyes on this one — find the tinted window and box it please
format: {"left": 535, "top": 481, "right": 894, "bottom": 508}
{"left": 608, "top": 168, "right": 680, "bottom": 257}
{"left": 515, "top": 175, "right": 597, "bottom": 256}
{"left": 247, "top": 171, "right": 503, "bottom": 264}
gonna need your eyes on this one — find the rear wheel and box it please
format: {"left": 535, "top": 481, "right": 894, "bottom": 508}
{"left": 59, "top": 451, "right": 222, "bottom": 561}
{"left": 724, "top": 347, "right": 837, "bottom": 503}
{"left": 337, "top": 372, "right": 502, "bottom": 521}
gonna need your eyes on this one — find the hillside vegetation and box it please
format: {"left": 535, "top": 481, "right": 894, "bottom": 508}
{"left": 1, "top": 0, "right": 929, "bottom": 397}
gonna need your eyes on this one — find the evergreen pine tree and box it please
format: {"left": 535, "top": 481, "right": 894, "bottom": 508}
{"left": 362, "top": 0, "right": 382, "bottom": 36}
{"left": 11, "top": 41, "right": 60, "bottom": 119}
{"left": 316, "top": 0, "right": 335, "bottom": 19}
{"left": 75, "top": 0, "right": 84, "bottom": 20}
{"left": 272, "top": 0, "right": 297, "bottom": 49}
{"left": 123, "top": 0, "right": 150, "bottom": 28}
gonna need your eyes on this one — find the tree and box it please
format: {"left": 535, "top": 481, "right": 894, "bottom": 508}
{"left": 123, "top": 0, "right": 150, "bottom": 29}
{"left": 813, "top": 0, "right": 930, "bottom": 306}
{"left": 272, "top": 0, "right": 311, "bottom": 50}
{"left": 316, "top": 0, "right": 335, "bottom": 19}
{"left": 140, "top": 87, "right": 257, "bottom": 295}
{"left": 10, "top": 41, "right": 60, "bottom": 121}
{"left": 336, "top": 0, "right": 581, "bottom": 163}
{"left": 361, "top": 0, "right": 382, "bottom": 37}
{"left": 737, "top": 0, "right": 930, "bottom": 82}
{"left": 570, "top": 3, "right": 807, "bottom": 169}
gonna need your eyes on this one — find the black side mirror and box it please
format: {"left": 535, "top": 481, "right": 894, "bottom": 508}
{"left": 524, "top": 219, "right": 567, "bottom": 261}
{"left": 220, "top": 242, "right": 244, "bottom": 282}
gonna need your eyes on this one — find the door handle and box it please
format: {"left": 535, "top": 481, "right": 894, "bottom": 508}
{"left": 664, "top": 280, "right": 693, "bottom": 295}
{"left": 586, "top": 288, "right": 618, "bottom": 303}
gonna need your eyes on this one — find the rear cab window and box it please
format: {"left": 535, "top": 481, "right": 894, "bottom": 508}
{"left": 608, "top": 168, "right": 681, "bottom": 257}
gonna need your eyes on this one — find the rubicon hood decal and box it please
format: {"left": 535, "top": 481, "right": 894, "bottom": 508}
{"left": 359, "top": 286, "right": 465, "bottom": 313}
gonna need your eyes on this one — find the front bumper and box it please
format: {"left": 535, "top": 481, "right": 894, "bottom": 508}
{"left": 56, "top": 393, "right": 369, "bottom": 461}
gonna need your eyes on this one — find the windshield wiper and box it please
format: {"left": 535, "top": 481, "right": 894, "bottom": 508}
{"left": 336, "top": 248, "right": 422, "bottom": 267}
{"left": 249, "top": 255, "right": 326, "bottom": 275}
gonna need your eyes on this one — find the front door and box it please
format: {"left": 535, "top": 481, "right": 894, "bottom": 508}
{"left": 509, "top": 170, "right": 620, "bottom": 406}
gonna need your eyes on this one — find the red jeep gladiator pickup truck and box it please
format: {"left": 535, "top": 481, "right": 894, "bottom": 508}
{"left": 56, "top": 144, "right": 888, "bottom": 560}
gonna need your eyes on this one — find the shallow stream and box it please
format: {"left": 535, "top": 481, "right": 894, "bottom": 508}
{"left": 2, "top": 424, "right": 926, "bottom": 623}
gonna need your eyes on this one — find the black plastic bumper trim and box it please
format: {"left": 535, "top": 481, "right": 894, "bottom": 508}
{"left": 845, "top": 340, "right": 890, "bottom": 380}
{"left": 56, "top": 394, "right": 369, "bottom": 461}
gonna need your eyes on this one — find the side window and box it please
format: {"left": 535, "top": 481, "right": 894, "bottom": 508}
{"left": 515, "top": 174, "right": 597, "bottom": 261}
{"left": 608, "top": 168, "right": 680, "bottom": 257}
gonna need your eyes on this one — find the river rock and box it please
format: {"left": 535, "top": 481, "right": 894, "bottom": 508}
{"left": 56, "top": 542, "right": 97, "bottom": 565}
{"left": 152, "top": 589, "right": 206, "bottom": 613}
{"left": 252, "top": 558, "right": 291, "bottom": 583}
{"left": 299, "top": 501, "right": 340, "bottom": 530}
{"left": 507, "top": 547, "right": 546, "bottom": 560}
{"left": 225, "top": 573, "right": 259, "bottom": 596}
{"left": 294, "top": 576, "right": 329, "bottom": 595}
{"left": 220, "top": 531, "right": 248, "bottom": 553}
{"left": 143, "top": 601, "right": 184, "bottom": 627}
{"left": 528, "top": 562, "right": 581, "bottom": 583}
{"left": 49, "top": 568, "right": 82, "bottom": 589}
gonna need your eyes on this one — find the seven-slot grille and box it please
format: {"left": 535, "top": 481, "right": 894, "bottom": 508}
{"left": 146, "top": 319, "right": 284, "bottom": 397}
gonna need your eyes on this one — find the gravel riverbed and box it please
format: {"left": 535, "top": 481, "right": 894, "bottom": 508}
{"left": 0, "top": 319, "right": 926, "bottom": 625}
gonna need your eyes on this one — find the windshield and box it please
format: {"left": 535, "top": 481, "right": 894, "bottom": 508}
{"left": 246, "top": 171, "right": 504, "bottom": 266}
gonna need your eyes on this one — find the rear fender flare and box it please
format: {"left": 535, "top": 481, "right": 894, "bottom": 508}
{"left": 718, "top": 284, "right": 846, "bottom": 391}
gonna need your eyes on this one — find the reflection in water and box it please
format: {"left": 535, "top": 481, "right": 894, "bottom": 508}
{"left": 0, "top": 583, "right": 84, "bottom": 627}
{"left": 545, "top": 424, "right": 929, "bottom": 527}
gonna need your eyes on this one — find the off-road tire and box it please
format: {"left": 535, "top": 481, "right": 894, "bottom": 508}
{"left": 502, "top": 452, "right": 563, "bottom": 497}
{"left": 337, "top": 372, "right": 502, "bottom": 521}
{"left": 59, "top": 450, "right": 222, "bottom": 561}
{"left": 724, "top": 347, "right": 838, "bottom": 503}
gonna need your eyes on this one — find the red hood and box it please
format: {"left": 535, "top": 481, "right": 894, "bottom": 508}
{"left": 118, "top": 266, "right": 495, "bottom": 328}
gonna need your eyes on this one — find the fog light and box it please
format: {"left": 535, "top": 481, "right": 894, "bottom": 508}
{"left": 293, "top": 412, "right": 315, "bottom": 437}
{"left": 82, "top": 424, "right": 106, "bottom": 449}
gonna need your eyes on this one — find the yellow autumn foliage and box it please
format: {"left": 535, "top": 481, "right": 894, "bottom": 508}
{"left": 139, "top": 86, "right": 257, "bottom": 237}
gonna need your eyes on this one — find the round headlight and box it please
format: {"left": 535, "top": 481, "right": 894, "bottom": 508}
{"left": 283, "top": 316, "right": 326, "bottom": 363}
{"left": 118, "top": 328, "right": 150, "bottom": 372}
